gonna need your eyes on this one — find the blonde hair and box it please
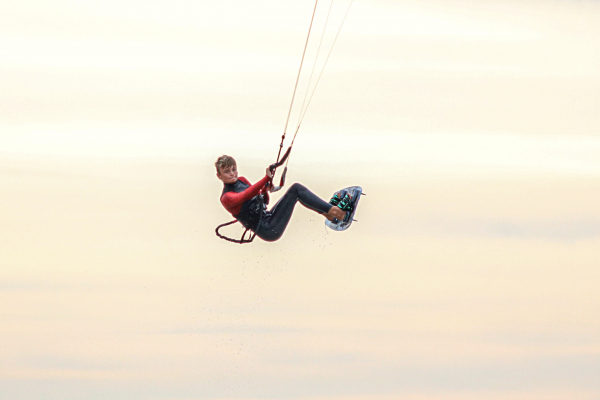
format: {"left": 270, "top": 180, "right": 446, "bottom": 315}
{"left": 215, "top": 155, "right": 236, "bottom": 173}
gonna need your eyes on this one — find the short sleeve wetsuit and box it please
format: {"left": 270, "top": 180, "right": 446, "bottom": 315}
{"left": 221, "top": 177, "right": 333, "bottom": 242}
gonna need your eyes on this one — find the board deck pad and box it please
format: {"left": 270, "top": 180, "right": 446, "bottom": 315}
{"left": 325, "top": 186, "right": 362, "bottom": 231}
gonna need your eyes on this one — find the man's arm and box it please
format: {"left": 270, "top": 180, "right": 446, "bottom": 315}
{"left": 221, "top": 175, "right": 271, "bottom": 214}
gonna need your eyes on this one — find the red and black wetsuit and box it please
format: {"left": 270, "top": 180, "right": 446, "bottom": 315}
{"left": 221, "top": 177, "right": 332, "bottom": 242}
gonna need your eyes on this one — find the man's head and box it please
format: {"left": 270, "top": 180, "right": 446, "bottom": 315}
{"left": 215, "top": 155, "right": 238, "bottom": 184}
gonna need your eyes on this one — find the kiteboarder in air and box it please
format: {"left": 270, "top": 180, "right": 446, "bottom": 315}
{"left": 215, "top": 155, "right": 361, "bottom": 243}
{"left": 214, "top": 0, "right": 359, "bottom": 243}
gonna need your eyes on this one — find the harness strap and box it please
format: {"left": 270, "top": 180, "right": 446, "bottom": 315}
{"left": 215, "top": 194, "right": 266, "bottom": 244}
{"left": 215, "top": 220, "right": 256, "bottom": 244}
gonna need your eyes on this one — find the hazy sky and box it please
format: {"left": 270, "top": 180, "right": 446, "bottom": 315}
{"left": 1, "top": 1, "right": 600, "bottom": 400}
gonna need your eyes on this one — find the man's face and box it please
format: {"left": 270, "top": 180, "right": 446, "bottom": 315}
{"left": 217, "top": 164, "right": 238, "bottom": 184}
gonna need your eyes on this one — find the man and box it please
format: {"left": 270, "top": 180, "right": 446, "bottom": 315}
{"left": 216, "top": 155, "right": 356, "bottom": 242}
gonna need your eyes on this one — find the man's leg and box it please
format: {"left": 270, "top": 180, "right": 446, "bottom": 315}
{"left": 256, "top": 183, "right": 338, "bottom": 241}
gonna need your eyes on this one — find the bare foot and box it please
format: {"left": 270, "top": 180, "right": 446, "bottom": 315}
{"left": 325, "top": 206, "right": 346, "bottom": 222}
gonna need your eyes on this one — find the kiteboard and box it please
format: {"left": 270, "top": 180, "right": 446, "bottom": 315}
{"left": 325, "top": 186, "right": 363, "bottom": 231}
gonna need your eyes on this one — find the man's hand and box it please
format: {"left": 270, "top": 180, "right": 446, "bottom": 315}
{"left": 266, "top": 166, "right": 274, "bottom": 179}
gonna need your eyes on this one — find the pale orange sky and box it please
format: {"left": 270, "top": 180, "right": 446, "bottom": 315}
{"left": 1, "top": 1, "right": 600, "bottom": 400}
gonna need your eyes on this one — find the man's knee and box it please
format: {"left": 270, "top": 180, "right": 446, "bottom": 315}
{"left": 290, "top": 183, "right": 306, "bottom": 192}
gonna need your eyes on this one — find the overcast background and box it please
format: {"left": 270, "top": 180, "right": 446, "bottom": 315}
{"left": 1, "top": 1, "right": 600, "bottom": 399}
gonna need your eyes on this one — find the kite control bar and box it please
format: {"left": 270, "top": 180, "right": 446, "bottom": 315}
{"left": 269, "top": 147, "right": 291, "bottom": 192}
{"left": 269, "top": 146, "right": 291, "bottom": 173}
